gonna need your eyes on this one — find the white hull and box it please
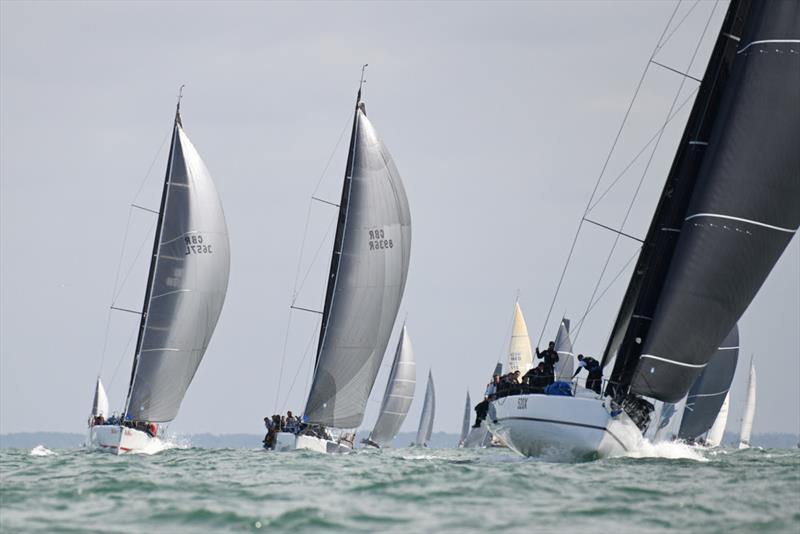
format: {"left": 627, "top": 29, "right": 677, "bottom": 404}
{"left": 268, "top": 432, "right": 352, "bottom": 454}
{"left": 86, "top": 425, "right": 162, "bottom": 455}
{"left": 486, "top": 391, "right": 644, "bottom": 460}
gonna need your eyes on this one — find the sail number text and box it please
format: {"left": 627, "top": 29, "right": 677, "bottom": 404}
{"left": 184, "top": 235, "right": 213, "bottom": 255}
{"left": 367, "top": 228, "right": 393, "bottom": 251}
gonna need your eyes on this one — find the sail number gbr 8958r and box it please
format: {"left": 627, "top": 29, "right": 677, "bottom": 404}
{"left": 184, "top": 234, "right": 213, "bottom": 255}
{"left": 367, "top": 228, "right": 394, "bottom": 251}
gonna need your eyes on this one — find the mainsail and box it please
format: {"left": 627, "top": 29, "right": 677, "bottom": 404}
{"left": 91, "top": 378, "right": 109, "bottom": 418}
{"left": 604, "top": 0, "right": 799, "bottom": 404}
{"left": 303, "top": 90, "right": 412, "bottom": 429}
{"left": 125, "top": 108, "right": 230, "bottom": 423}
{"left": 678, "top": 325, "right": 739, "bottom": 441}
{"left": 415, "top": 371, "right": 436, "bottom": 446}
{"left": 705, "top": 393, "right": 730, "bottom": 447}
{"left": 459, "top": 390, "right": 471, "bottom": 447}
{"left": 506, "top": 303, "right": 533, "bottom": 375}
{"left": 554, "top": 318, "right": 574, "bottom": 380}
{"left": 738, "top": 359, "right": 757, "bottom": 449}
{"left": 367, "top": 326, "right": 416, "bottom": 446}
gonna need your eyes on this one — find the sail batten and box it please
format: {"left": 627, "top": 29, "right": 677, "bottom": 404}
{"left": 367, "top": 326, "right": 416, "bottom": 446}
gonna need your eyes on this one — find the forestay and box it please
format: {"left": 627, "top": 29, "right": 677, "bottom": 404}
{"left": 305, "top": 100, "right": 412, "bottom": 428}
{"left": 415, "top": 371, "right": 436, "bottom": 446}
{"left": 126, "top": 118, "right": 230, "bottom": 423}
{"left": 368, "top": 326, "right": 416, "bottom": 446}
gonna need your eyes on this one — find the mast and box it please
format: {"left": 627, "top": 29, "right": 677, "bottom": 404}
{"left": 601, "top": 0, "right": 750, "bottom": 397}
{"left": 312, "top": 66, "right": 367, "bottom": 375}
{"left": 123, "top": 92, "right": 183, "bottom": 417}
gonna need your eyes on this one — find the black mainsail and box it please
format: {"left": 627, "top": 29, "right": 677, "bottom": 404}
{"left": 603, "top": 0, "right": 799, "bottom": 406}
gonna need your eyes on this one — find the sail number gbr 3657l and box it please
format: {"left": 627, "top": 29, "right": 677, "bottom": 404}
{"left": 184, "top": 234, "right": 213, "bottom": 255}
{"left": 368, "top": 228, "right": 394, "bottom": 251}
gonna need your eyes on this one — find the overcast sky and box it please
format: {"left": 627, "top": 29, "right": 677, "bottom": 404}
{"left": 2, "top": 1, "right": 797, "bottom": 440}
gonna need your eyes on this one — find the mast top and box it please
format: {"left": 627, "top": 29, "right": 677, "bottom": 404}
{"left": 175, "top": 84, "right": 185, "bottom": 126}
{"left": 357, "top": 64, "right": 368, "bottom": 104}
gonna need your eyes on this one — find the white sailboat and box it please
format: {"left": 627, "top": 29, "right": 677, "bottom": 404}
{"left": 738, "top": 358, "right": 757, "bottom": 449}
{"left": 363, "top": 326, "right": 416, "bottom": 448}
{"left": 487, "top": 2, "right": 799, "bottom": 459}
{"left": 506, "top": 303, "right": 533, "bottom": 375}
{"left": 274, "top": 73, "right": 412, "bottom": 453}
{"left": 414, "top": 371, "right": 436, "bottom": 447}
{"left": 705, "top": 393, "right": 730, "bottom": 448}
{"left": 87, "top": 98, "right": 230, "bottom": 454}
{"left": 458, "top": 390, "right": 471, "bottom": 447}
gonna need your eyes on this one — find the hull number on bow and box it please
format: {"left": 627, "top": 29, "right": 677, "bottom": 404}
{"left": 184, "top": 234, "right": 213, "bottom": 255}
{"left": 368, "top": 228, "right": 393, "bottom": 251}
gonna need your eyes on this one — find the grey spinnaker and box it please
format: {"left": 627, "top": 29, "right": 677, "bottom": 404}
{"left": 367, "top": 326, "right": 416, "bottom": 446}
{"left": 415, "top": 371, "right": 435, "bottom": 446}
{"left": 554, "top": 318, "right": 574, "bottom": 380}
{"left": 125, "top": 112, "right": 230, "bottom": 423}
{"left": 304, "top": 97, "right": 412, "bottom": 429}
{"left": 678, "top": 325, "right": 739, "bottom": 441}
{"left": 459, "top": 390, "right": 471, "bottom": 446}
{"left": 631, "top": 3, "right": 800, "bottom": 400}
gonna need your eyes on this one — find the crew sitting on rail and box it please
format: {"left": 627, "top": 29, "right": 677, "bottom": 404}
{"left": 572, "top": 354, "right": 603, "bottom": 394}
{"left": 522, "top": 362, "right": 549, "bottom": 389}
{"left": 535, "top": 342, "right": 560, "bottom": 385}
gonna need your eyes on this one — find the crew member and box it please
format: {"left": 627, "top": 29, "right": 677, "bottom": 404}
{"left": 535, "top": 341, "right": 560, "bottom": 384}
{"left": 572, "top": 354, "right": 602, "bottom": 393}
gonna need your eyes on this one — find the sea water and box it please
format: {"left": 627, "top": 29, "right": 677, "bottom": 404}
{"left": 1, "top": 443, "right": 798, "bottom": 533}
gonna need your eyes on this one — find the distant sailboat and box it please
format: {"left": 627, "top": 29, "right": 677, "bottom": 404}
{"left": 458, "top": 391, "right": 471, "bottom": 447}
{"left": 363, "top": 326, "right": 416, "bottom": 448}
{"left": 87, "top": 97, "right": 230, "bottom": 454}
{"left": 89, "top": 377, "right": 109, "bottom": 423}
{"left": 274, "top": 73, "right": 412, "bottom": 453}
{"left": 554, "top": 318, "right": 575, "bottom": 381}
{"left": 738, "top": 358, "right": 757, "bottom": 449}
{"left": 414, "top": 371, "right": 436, "bottom": 447}
{"left": 506, "top": 303, "right": 533, "bottom": 375}
{"left": 705, "top": 393, "right": 730, "bottom": 448}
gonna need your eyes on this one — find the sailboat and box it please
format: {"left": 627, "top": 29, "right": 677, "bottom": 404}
{"left": 363, "top": 326, "right": 416, "bottom": 448}
{"left": 705, "top": 393, "right": 730, "bottom": 448}
{"left": 458, "top": 391, "right": 471, "bottom": 447}
{"left": 274, "top": 75, "right": 412, "bottom": 453}
{"left": 87, "top": 98, "right": 230, "bottom": 454}
{"left": 487, "top": 1, "right": 799, "bottom": 459}
{"left": 414, "top": 371, "right": 436, "bottom": 447}
{"left": 738, "top": 358, "right": 757, "bottom": 449}
{"left": 554, "top": 318, "right": 575, "bottom": 381}
{"left": 88, "top": 378, "right": 109, "bottom": 425}
{"left": 506, "top": 303, "right": 533, "bottom": 375}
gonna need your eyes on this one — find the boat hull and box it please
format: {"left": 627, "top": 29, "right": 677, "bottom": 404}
{"left": 266, "top": 432, "right": 352, "bottom": 453}
{"left": 486, "top": 392, "right": 643, "bottom": 460}
{"left": 86, "top": 425, "right": 161, "bottom": 455}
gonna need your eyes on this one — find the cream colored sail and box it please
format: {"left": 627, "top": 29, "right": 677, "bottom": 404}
{"left": 738, "top": 360, "right": 756, "bottom": 449}
{"left": 705, "top": 392, "right": 729, "bottom": 447}
{"left": 506, "top": 303, "right": 533, "bottom": 375}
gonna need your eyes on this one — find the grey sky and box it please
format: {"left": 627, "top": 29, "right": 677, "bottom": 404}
{"left": 1, "top": 1, "right": 797, "bottom": 439}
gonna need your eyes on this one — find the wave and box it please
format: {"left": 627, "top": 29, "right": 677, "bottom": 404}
{"left": 29, "top": 445, "right": 56, "bottom": 457}
{"left": 620, "top": 438, "right": 708, "bottom": 462}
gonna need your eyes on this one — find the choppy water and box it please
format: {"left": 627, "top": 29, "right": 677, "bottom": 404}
{"left": 1, "top": 443, "right": 798, "bottom": 533}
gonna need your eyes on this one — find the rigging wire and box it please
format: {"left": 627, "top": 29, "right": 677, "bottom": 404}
{"left": 571, "top": 0, "right": 720, "bottom": 346}
{"left": 280, "top": 319, "right": 322, "bottom": 413}
{"left": 535, "top": 0, "right": 684, "bottom": 348}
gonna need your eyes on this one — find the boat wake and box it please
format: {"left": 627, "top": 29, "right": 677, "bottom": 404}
{"left": 619, "top": 438, "right": 708, "bottom": 462}
{"left": 29, "top": 445, "right": 56, "bottom": 457}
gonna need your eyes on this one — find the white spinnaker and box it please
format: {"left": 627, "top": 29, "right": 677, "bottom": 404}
{"left": 415, "top": 371, "right": 435, "bottom": 446}
{"left": 506, "top": 303, "right": 533, "bottom": 375}
{"left": 92, "top": 378, "right": 109, "bottom": 418}
{"left": 126, "top": 123, "right": 230, "bottom": 423}
{"left": 554, "top": 318, "right": 574, "bottom": 380}
{"left": 368, "top": 326, "right": 416, "bottom": 446}
{"left": 738, "top": 361, "right": 756, "bottom": 449}
{"left": 705, "top": 392, "right": 730, "bottom": 447}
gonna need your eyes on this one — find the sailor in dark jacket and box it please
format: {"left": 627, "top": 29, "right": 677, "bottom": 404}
{"left": 535, "top": 342, "right": 560, "bottom": 384}
{"left": 573, "top": 354, "right": 602, "bottom": 393}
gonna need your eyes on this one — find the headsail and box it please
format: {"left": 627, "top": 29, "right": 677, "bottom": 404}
{"left": 367, "top": 326, "right": 416, "bottom": 446}
{"left": 304, "top": 94, "right": 412, "bottom": 429}
{"left": 459, "top": 390, "right": 471, "bottom": 447}
{"left": 738, "top": 359, "right": 757, "bottom": 449}
{"left": 91, "top": 377, "right": 109, "bottom": 418}
{"left": 125, "top": 109, "right": 230, "bottom": 423}
{"left": 677, "top": 325, "right": 739, "bottom": 441}
{"left": 554, "top": 318, "right": 574, "bottom": 380}
{"left": 705, "top": 392, "right": 730, "bottom": 447}
{"left": 506, "top": 303, "right": 533, "bottom": 375}
{"left": 605, "top": 1, "right": 800, "bottom": 403}
{"left": 415, "top": 371, "right": 435, "bottom": 446}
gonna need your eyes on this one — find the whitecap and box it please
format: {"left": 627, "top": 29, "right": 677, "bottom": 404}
{"left": 621, "top": 438, "right": 708, "bottom": 462}
{"left": 29, "top": 445, "right": 56, "bottom": 457}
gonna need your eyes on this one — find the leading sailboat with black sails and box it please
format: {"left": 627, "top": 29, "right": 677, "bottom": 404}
{"left": 487, "top": 0, "right": 799, "bottom": 459}
{"left": 274, "top": 73, "right": 412, "bottom": 453}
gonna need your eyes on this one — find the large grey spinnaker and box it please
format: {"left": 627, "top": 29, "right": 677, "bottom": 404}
{"left": 304, "top": 92, "right": 412, "bottom": 429}
{"left": 367, "top": 326, "right": 416, "bottom": 446}
{"left": 459, "top": 390, "right": 471, "bottom": 447}
{"left": 125, "top": 109, "right": 230, "bottom": 423}
{"left": 678, "top": 325, "right": 739, "bottom": 441}
{"left": 415, "top": 371, "right": 435, "bottom": 446}
{"left": 554, "top": 318, "right": 574, "bottom": 380}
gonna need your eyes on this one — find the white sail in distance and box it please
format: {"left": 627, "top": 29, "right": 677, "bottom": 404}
{"left": 125, "top": 112, "right": 230, "bottom": 423}
{"left": 705, "top": 392, "right": 730, "bottom": 447}
{"left": 506, "top": 303, "right": 533, "bottom": 375}
{"left": 367, "top": 326, "right": 416, "bottom": 446}
{"left": 459, "top": 391, "right": 471, "bottom": 447}
{"left": 91, "top": 377, "right": 109, "bottom": 418}
{"left": 738, "top": 359, "right": 757, "bottom": 449}
{"left": 415, "top": 371, "right": 435, "bottom": 446}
